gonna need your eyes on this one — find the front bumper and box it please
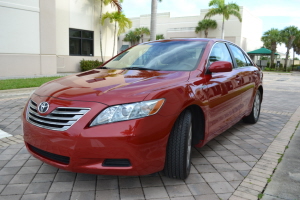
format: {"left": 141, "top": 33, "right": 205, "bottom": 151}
{"left": 22, "top": 97, "right": 176, "bottom": 176}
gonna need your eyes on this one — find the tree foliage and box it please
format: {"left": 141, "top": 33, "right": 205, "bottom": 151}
{"left": 195, "top": 19, "right": 217, "bottom": 38}
{"left": 261, "top": 28, "right": 281, "bottom": 67}
{"left": 156, "top": 34, "right": 164, "bottom": 40}
{"left": 95, "top": 0, "right": 123, "bottom": 62}
{"left": 292, "top": 30, "right": 300, "bottom": 55}
{"left": 280, "top": 26, "right": 299, "bottom": 68}
{"left": 101, "top": 11, "right": 132, "bottom": 56}
{"left": 124, "top": 30, "right": 140, "bottom": 46}
{"left": 135, "top": 27, "right": 151, "bottom": 43}
{"left": 205, "top": 0, "right": 242, "bottom": 39}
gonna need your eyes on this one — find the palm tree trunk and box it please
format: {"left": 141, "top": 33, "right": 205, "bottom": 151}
{"left": 221, "top": 16, "right": 225, "bottom": 39}
{"left": 271, "top": 42, "right": 276, "bottom": 68}
{"left": 112, "top": 21, "right": 117, "bottom": 57}
{"left": 205, "top": 30, "right": 208, "bottom": 38}
{"left": 99, "top": 1, "right": 104, "bottom": 62}
{"left": 284, "top": 51, "right": 289, "bottom": 71}
{"left": 284, "top": 37, "right": 296, "bottom": 70}
{"left": 150, "top": 0, "right": 157, "bottom": 41}
{"left": 270, "top": 52, "right": 274, "bottom": 68}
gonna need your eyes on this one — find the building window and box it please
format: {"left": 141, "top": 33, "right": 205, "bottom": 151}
{"left": 69, "top": 29, "right": 94, "bottom": 56}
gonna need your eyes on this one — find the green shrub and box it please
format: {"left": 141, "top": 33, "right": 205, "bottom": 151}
{"left": 264, "top": 67, "right": 273, "bottom": 71}
{"left": 291, "top": 65, "right": 300, "bottom": 71}
{"left": 80, "top": 59, "right": 103, "bottom": 71}
{"left": 266, "top": 62, "right": 270, "bottom": 68}
{"left": 271, "top": 63, "right": 276, "bottom": 68}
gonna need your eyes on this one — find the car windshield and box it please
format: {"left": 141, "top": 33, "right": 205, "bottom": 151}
{"left": 101, "top": 40, "right": 208, "bottom": 71}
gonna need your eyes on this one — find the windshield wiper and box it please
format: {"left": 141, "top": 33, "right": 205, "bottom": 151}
{"left": 123, "top": 67, "right": 159, "bottom": 71}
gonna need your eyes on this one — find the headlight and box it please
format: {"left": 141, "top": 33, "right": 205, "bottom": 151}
{"left": 90, "top": 99, "right": 165, "bottom": 126}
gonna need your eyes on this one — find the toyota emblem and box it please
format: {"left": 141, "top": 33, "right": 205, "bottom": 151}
{"left": 38, "top": 102, "right": 49, "bottom": 113}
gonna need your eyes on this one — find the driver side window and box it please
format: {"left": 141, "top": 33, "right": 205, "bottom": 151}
{"left": 209, "top": 43, "right": 232, "bottom": 65}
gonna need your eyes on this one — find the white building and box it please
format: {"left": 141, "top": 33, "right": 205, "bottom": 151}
{"left": 119, "top": 7, "right": 263, "bottom": 53}
{"left": 0, "top": 0, "right": 117, "bottom": 77}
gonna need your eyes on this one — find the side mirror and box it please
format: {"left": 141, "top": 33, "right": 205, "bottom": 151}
{"left": 209, "top": 61, "right": 233, "bottom": 73}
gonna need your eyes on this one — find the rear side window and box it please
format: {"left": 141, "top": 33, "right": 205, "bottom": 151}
{"left": 244, "top": 54, "right": 253, "bottom": 66}
{"left": 209, "top": 43, "right": 232, "bottom": 65}
{"left": 228, "top": 44, "right": 247, "bottom": 68}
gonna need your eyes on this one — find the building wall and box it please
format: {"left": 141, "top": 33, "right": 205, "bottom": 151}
{"left": 0, "top": 0, "right": 41, "bottom": 76}
{"left": 0, "top": 0, "right": 117, "bottom": 77}
{"left": 56, "top": 0, "right": 116, "bottom": 73}
{"left": 119, "top": 7, "right": 263, "bottom": 53}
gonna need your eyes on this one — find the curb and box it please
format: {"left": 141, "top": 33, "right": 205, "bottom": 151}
{"left": 229, "top": 105, "right": 300, "bottom": 200}
{"left": 0, "top": 87, "right": 38, "bottom": 93}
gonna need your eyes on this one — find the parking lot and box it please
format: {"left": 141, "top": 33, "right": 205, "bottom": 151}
{"left": 0, "top": 73, "right": 300, "bottom": 200}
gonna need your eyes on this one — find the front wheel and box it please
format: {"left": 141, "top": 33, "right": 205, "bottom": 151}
{"left": 243, "top": 90, "right": 261, "bottom": 124}
{"left": 164, "top": 110, "right": 192, "bottom": 180}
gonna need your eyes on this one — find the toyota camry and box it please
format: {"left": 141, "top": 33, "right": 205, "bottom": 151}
{"left": 22, "top": 38, "right": 263, "bottom": 179}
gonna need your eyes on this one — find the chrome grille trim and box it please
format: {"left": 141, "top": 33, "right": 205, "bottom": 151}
{"left": 26, "top": 100, "right": 90, "bottom": 131}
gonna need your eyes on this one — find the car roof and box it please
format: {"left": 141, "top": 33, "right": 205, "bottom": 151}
{"left": 144, "top": 38, "right": 227, "bottom": 44}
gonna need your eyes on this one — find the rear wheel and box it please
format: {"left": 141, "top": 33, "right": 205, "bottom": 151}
{"left": 164, "top": 110, "right": 192, "bottom": 179}
{"left": 243, "top": 90, "right": 261, "bottom": 124}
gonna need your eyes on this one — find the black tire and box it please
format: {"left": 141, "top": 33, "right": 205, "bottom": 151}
{"left": 243, "top": 90, "right": 261, "bottom": 124}
{"left": 164, "top": 110, "right": 192, "bottom": 180}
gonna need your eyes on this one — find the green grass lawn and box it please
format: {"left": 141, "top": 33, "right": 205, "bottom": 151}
{"left": 0, "top": 76, "right": 63, "bottom": 90}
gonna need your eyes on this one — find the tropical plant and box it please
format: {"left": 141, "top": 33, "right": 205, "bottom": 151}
{"left": 150, "top": 0, "right": 162, "bottom": 41}
{"left": 205, "top": 0, "right": 242, "bottom": 39}
{"left": 293, "top": 33, "right": 300, "bottom": 55}
{"left": 96, "top": 0, "right": 122, "bottom": 62}
{"left": 261, "top": 28, "right": 282, "bottom": 68}
{"left": 280, "top": 26, "right": 299, "bottom": 69}
{"left": 101, "top": 11, "right": 132, "bottom": 57}
{"left": 135, "top": 27, "right": 151, "bottom": 43}
{"left": 124, "top": 30, "right": 140, "bottom": 46}
{"left": 156, "top": 34, "right": 164, "bottom": 40}
{"left": 195, "top": 19, "right": 217, "bottom": 38}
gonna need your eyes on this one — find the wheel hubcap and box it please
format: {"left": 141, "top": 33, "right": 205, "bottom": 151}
{"left": 186, "top": 122, "right": 192, "bottom": 172}
{"left": 253, "top": 93, "right": 260, "bottom": 119}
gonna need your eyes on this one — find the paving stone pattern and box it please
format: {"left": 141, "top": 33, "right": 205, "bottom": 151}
{"left": 0, "top": 73, "right": 300, "bottom": 200}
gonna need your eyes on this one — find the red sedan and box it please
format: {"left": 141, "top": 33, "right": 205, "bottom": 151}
{"left": 22, "top": 39, "right": 263, "bottom": 179}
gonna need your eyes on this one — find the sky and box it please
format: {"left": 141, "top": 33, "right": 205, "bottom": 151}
{"left": 121, "top": 0, "right": 300, "bottom": 54}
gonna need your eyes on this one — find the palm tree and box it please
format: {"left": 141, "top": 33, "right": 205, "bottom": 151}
{"left": 124, "top": 30, "right": 140, "bottom": 46}
{"left": 195, "top": 19, "right": 217, "bottom": 38}
{"left": 156, "top": 34, "right": 164, "bottom": 40}
{"left": 102, "top": 11, "right": 132, "bottom": 57}
{"left": 96, "top": 0, "right": 122, "bottom": 62}
{"left": 205, "top": 0, "right": 242, "bottom": 39}
{"left": 293, "top": 34, "right": 300, "bottom": 55}
{"left": 261, "top": 28, "right": 282, "bottom": 68}
{"left": 135, "top": 27, "right": 150, "bottom": 43}
{"left": 280, "top": 26, "right": 299, "bottom": 69}
{"left": 150, "top": 0, "right": 162, "bottom": 41}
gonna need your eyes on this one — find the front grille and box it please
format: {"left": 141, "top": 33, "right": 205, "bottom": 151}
{"left": 26, "top": 100, "right": 90, "bottom": 131}
{"left": 29, "top": 144, "right": 70, "bottom": 165}
{"left": 102, "top": 159, "right": 131, "bottom": 167}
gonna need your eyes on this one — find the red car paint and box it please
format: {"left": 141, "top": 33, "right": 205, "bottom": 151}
{"left": 22, "top": 39, "right": 263, "bottom": 176}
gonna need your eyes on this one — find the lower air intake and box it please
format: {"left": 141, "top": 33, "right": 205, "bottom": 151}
{"left": 29, "top": 144, "right": 70, "bottom": 165}
{"left": 102, "top": 159, "right": 131, "bottom": 167}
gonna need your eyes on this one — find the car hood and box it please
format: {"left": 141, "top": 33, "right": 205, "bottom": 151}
{"left": 34, "top": 69, "right": 190, "bottom": 105}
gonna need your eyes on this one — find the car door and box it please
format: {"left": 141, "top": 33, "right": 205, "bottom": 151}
{"left": 227, "top": 44, "right": 256, "bottom": 117}
{"left": 203, "top": 42, "right": 242, "bottom": 138}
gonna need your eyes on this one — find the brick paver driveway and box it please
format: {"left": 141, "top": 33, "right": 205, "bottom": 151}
{"left": 0, "top": 73, "right": 300, "bottom": 200}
